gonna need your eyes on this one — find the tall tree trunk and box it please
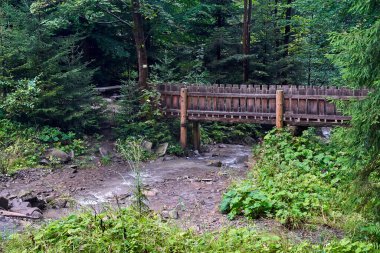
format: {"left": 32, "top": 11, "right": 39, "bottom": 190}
{"left": 283, "top": 0, "right": 292, "bottom": 57}
{"left": 242, "top": 0, "right": 252, "bottom": 83}
{"left": 216, "top": 11, "right": 222, "bottom": 61}
{"left": 132, "top": 0, "right": 148, "bottom": 90}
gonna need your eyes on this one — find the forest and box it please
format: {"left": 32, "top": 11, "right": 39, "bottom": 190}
{"left": 0, "top": 0, "right": 380, "bottom": 252}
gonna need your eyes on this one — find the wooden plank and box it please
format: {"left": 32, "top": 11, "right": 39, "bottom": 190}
{"left": 298, "top": 87, "right": 306, "bottom": 114}
{"left": 269, "top": 85, "right": 276, "bottom": 113}
{"left": 240, "top": 85, "right": 247, "bottom": 112}
{"left": 217, "top": 85, "right": 225, "bottom": 111}
{"left": 198, "top": 86, "right": 206, "bottom": 110}
{"left": 247, "top": 86, "right": 254, "bottom": 112}
{"left": 95, "top": 85, "right": 122, "bottom": 92}
{"left": 172, "top": 85, "right": 180, "bottom": 109}
{"left": 232, "top": 85, "right": 240, "bottom": 112}
{"left": 225, "top": 84, "right": 232, "bottom": 112}
{"left": 261, "top": 85, "right": 269, "bottom": 113}
{"left": 325, "top": 87, "right": 336, "bottom": 115}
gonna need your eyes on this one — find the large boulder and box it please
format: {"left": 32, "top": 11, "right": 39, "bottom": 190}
{"left": 45, "top": 148, "right": 71, "bottom": 163}
{"left": 155, "top": 143, "right": 168, "bottom": 157}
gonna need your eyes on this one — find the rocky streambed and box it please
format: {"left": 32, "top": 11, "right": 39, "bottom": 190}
{"left": 0, "top": 144, "right": 253, "bottom": 236}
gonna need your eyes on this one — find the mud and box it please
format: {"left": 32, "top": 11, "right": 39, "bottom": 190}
{"left": 0, "top": 144, "right": 343, "bottom": 243}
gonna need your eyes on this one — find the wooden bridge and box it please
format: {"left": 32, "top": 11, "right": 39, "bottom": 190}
{"left": 157, "top": 84, "right": 368, "bottom": 149}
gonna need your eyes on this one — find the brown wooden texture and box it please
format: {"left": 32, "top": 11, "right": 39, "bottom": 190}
{"left": 276, "top": 90, "right": 284, "bottom": 128}
{"left": 180, "top": 88, "right": 188, "bottom": 148}
{"left": 158, "top": 84, "right": 367, "bottom": 127}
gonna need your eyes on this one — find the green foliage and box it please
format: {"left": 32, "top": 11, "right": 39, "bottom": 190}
{"left": 329, "top": 0, "right": 380, "bottom": 224}
{"left": 221, "top": 129, "right": 345, "bottom": 227}
{"left": 220, "top": 182, "right": 273, "bottom": 220}
{"left": 3, "top": 208, "right": 378, "bottom": 253}
{"left": 116, "top": 138, "right": 149, "bottom": 215}
{"left": 0, "top": 120, "right": 44, "bottom": 174}
{"left": 201, "top": 122, "right": 261, "bottom": 144}
{"left": 0, "top": 119, "right": 88, "bottom": 174}
{"left": 38, "top": 127, "right": 76, "bottom": 144}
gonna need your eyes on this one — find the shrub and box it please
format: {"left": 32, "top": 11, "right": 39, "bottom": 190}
{"left": 221, "top": 128, "right": 344, "bottom": 227}
{"left": 3, "top": 208, "right": 377, "bottom": 253}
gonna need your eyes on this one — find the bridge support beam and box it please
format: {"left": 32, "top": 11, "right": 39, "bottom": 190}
{"left": 180, "top": 88, "right": 188, "bottom": 148}
{"left": 192, "top": 122, "right": 201, "bottom": 151}
{"left": 276, "top": 90, "right": 284, "bottom": 129}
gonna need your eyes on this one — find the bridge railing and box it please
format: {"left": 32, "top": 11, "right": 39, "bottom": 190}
{"left": 158, "top": 84, "right": 368, "bottom": 126}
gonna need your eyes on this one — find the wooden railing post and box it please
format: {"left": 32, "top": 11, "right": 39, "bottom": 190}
{"left": 180, "top": 88, "right": 188, "bottom": 148}
{"left": 276, "top": 90, "right": 284, "bottom": 128}
{"left": 192, "top": 122, "right": 201, "bottom": 151}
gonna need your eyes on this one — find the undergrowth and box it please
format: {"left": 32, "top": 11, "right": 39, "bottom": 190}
{"left": 0, "top": 119, "right": 87, "bottom": 174}
{"left": 2, "top": 208, "right": 377, "bottom": 253}
{"left": 220, "top": 128, "right": 380, "bottom": 244}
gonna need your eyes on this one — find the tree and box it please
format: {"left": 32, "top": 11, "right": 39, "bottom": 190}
{"left": 330, "top": 0, "right": 380, "bottom": 220}
{"left": 132, "top": 0, "right": 148, "bottom": 90}
{"left": 242, "top": 0, "right": 253, "bottom": 83}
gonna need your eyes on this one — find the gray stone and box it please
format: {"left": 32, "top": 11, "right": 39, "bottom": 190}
{"left": 99, "top": 147, "right": 110, "bottom": 158}
{"left": 218, "top": 144, "right": 227, "bottom": 148}
{"left": 45, "top": 148, "right": 71, "bottom": 163}
{"left": 169, "top": 210, "right": 179, "bottom": 219}
{"left": 141, "top": 141, "right": 153, "bottom": 152}
{"left": 243, "top": 136, "right": 255, "bottom": 145}
{"left": 0, "top": 197, "right": 9, "bottom": 210}
{"left": 236, "top": 155, "right": 249, "bottom": 164}
{"left": 162, "top": 155, "right": 177, "bottom": 161}
{"left": 155, "top": 143, "right": 168, "bottom": 157}
{"left": 39, "top": 159, "right": 50, "bottom": 165}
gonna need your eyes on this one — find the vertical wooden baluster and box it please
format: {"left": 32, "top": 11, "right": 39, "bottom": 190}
{"left": 180, "top": 88, "right": 188, "bottom": 148}
{"left": 276, "top": 90, "right": 284, "bottom": 128}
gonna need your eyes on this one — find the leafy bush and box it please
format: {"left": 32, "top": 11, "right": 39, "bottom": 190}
{"left": 201, "top": 122, "right": 261, "bottom": 144}
{"left": 38, "top": 126, "right": 76, "bottom": 144}
{"left": 3, "top": 208, "right": 377, "bottom": 253}
{"left": 0, "top": 119, "right": 87, "bottom": 174}
{"left": 221, "top": 128, "right": 344, "bottom": 227}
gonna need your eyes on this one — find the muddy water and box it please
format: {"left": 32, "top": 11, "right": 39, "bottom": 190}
{"left": 75, "top": 144, "right": 252, "bottom": 208}
{"left": 0, "top": 144, "right": 252, "bottom": 236}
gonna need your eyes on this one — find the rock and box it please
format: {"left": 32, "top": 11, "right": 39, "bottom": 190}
{"left": 194, "top": 150, "right": 200, "bottom": 156}
{"left": 18, "top": 192, "right": 46, "bottom": 210}
{"left": 39, "top": 159, "right": 50, "bottom": 165}
{"left": 207, "top": 160, "right": 222, "bottom": 167}
{"left": 236, "top": 155, "right": 249, "bottom": 164}
{"left": 161, "top": 209, "right": 179, "bottom": 220}
{"left": 69, "top": 150, "right": 75, "bottom": 160}
{"left": 45, "top": 148, "right": 71, "bottom": 163}
{"left": 52, "top": 199, "right": 68, "bottom": 209}
{"left": 169, "top": 210, "right": 179, "bottom": 219}
{"left": 162, "top": 155, "right": 177, "bottom": 161}
{"left": 143, "top": 189, "right": 158, "bottom": 197}
{"left": 161, "top": 210, "right": 170, "bottom": 219}
{"left": 141, "top": 141, "right": 153, "bottom": 152}
{"left": 218, "top": 144, "right": 227, "bottom": 148}
{"left": 99, "top": 147, "right": 110, "bottom": 158}
{"left": 0, "top": 197, "right": 9, "bottom": 210}
{"left": 155, "top": 143, "right": 168, "bottom": 157}
{"left": 243, "top": 136, "right": 255, "bottom": 145}
{"left": 10, "top": 199, "right": 31, "bottom": 209}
